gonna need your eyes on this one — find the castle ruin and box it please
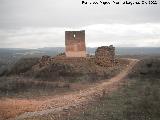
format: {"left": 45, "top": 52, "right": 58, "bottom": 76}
{"left": 95, "top": 45, "right": 115, "bottom": 67}
{"left": 65, "top": 30, "right": 86, "bottom": 57}
{"left": 37, "top": 31, "right": 115, "bottom": 69}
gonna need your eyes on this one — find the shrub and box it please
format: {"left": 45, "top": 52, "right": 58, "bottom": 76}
{"left": 129, "top": 58, "right": 160, "bottom": 78}
{"left": 8, "top": 57, "right": 39, "bottom": 75}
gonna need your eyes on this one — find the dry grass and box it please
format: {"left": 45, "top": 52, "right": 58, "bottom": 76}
{"left": 11, "top": 59, "right": 137, "bottom": 120}
{"left": 68, "top": 78, "right": 160, "bottom": 120}
{"left": 0, "top": 58, "right": 131, "bottom": 120}
{"left": 68, "top": 58, "right": 160, "bottom": 120}
{"left": 0, "top": 99, "right": 40, "bottom": 119}
{"left": 129, "top": 58, "right": 160, "bottom": 78}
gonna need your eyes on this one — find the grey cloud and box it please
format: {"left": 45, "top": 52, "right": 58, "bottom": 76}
{"left": 0, "top": 23, "right": 160, "bottom": 48}
{"left": 0, "top": 0, "right": 160, "bottom": 48}
{"left": 0, "top": 0, "right": 160, "bottom": 28}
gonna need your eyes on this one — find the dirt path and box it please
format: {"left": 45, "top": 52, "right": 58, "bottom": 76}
{"left": 9, "top": 59, "right": 138, "bottom": 120}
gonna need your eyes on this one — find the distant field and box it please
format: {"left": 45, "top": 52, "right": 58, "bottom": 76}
{"left": 0, "top": 47, "right": 160, "bottom": 64}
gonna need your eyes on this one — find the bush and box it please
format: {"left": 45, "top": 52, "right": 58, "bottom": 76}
{"left": 129, "top": 58, "right": 160, "bottom": 78}
{"left": 8, "top": 57, "right": 39, "bottom": 75}
{"left": 0, "top": 77, "right": 70, "bottom": 97}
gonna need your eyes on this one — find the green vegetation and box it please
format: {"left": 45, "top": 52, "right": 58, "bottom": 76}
{"left": 68, "top": 59, "right": 160, "bottom": 120}
{"left": 68, "top": 78, "right": 160, "bottom": 120}
{"left": 8, "top": 57, "right": 39, "bottom": 75}
{"left": 4, "top": 56, "right": 126, "bottom": 83}
{"left": 0, "top": 77, "right": 71, "bottom": 98}
{"left": 33, "top": 61, "right": 123, "bottom": 82}
{"left": 129, "top": 58, "right": 160, "bottom": 78}
{"left": 0, "top": 56, "right": 127, "bottom": 99}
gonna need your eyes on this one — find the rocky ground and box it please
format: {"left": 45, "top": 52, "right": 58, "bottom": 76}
{"left": 0, "top": 59, "right": 137, "bottom": 120}
{"left": 0, "top": 55, "right": 131, "bottom": 120}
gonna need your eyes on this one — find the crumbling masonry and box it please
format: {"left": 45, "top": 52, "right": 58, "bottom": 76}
{"left": 37, "top": 31, "right": 115, "bottom": 69}
{"left": 95, "top": 45, "right": 115, "bottom": 67}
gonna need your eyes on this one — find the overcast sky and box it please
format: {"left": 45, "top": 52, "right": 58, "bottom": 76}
{"left": 0, "top": 0, "right": 160, "bottom": 48}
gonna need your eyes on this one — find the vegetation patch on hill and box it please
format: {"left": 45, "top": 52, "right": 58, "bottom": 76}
{"left": 129, "top": 58, "right": 160, "bottom": 78}
{"left": 67, "top": 58, "right": 160, "bottom": 120}
{"left": 4, "top": 57, "right": 129, "bottom": 83}
{"left": 69, "top": 78, "right": 160, "bottom": 120}
{"left": 8, "top": 57, "right": 39, "bottom": 75}
{"left": 0, "top": 77, "right": 71, "bottom": 98}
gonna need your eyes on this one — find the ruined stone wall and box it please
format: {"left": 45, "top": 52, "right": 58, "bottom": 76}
{"left": 35, "top": 55, "right": 90, "bottom": 69}
{"left": 65, "top": 30, "right": 86, "bottom": 57}
{"left": 95, "top": 45, "right": 115, "bottom": 67}
{"left": 38, "top": 55, "right": 52, "bottom": 67}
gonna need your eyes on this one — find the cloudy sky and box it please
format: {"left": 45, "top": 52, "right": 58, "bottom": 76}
{"left": 0, "top": 0, "right": 160, "bottom": 48}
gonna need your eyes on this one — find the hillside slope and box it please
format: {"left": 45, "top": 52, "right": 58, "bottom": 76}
{"left": 13, "top": 59, "right": 138, "bottom": 120}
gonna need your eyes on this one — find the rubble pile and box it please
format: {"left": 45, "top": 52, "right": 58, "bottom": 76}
{"left": 38, "top": 55, "right": 53, "bottom": 67}
{"left": 95, "top": 45, "right": 115, "bottom": 67}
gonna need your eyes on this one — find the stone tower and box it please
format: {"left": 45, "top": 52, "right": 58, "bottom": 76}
{"left": 65, "top": 30, "right": 86, "bottom": 57}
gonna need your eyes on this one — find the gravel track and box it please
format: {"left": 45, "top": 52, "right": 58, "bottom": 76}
{"left": 10, "top": 59, "right": 138, "bottom": 120}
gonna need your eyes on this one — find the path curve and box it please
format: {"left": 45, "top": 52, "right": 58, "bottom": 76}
{"left": 13, "top": 59, "right": 138, "bottom": 120}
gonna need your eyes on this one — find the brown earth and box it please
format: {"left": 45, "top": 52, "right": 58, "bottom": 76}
{"left": 0, "top": 59, "right": 138, "bottom": 120}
